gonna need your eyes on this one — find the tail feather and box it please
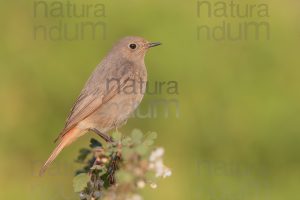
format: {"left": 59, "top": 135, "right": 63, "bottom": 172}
{"left": 39, "top": 127, "right": 81, "bottom": 176}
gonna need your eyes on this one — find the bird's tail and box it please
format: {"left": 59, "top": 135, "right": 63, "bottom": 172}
{"left": 39, "top": 127, "right": 82, "bottom": 176}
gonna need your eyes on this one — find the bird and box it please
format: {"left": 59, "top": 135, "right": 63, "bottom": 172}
{"left": 40, "top": 36, "right": 161, "bottom": 175}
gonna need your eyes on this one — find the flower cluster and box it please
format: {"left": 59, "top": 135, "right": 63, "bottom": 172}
{"left": 148, "top": 148, "right": 172, "bottom": 188}
{"left": 73, "top": 129, "right": 171, "bottom": 200}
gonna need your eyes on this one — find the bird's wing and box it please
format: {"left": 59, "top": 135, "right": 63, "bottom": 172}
{"left": 54, "top": 62, "right": 134, "bottom": 142}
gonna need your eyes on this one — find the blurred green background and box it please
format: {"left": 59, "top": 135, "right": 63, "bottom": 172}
{"left": 0, "top": 0, "right": 300, "bottom": 199}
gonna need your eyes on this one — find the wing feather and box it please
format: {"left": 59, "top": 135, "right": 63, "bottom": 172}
{"left": 54, "top": 61, "right": 134, "bottom": 142}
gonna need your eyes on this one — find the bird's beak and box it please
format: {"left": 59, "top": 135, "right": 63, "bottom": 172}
{"left": 148, "top": 42, "right": 162, "bottom": 48}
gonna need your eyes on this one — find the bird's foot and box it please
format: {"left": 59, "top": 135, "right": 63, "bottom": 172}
{"left": 90, "top": 128, "right": 113, "bottom": 143}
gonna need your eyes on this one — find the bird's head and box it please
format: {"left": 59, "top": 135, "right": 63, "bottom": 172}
{"left": 110, "top": 36, "right": 161, "bottom": 62}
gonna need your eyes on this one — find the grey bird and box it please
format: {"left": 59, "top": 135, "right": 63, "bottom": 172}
{"left": 40, "top": 36, "right": 161, "bottom": 175}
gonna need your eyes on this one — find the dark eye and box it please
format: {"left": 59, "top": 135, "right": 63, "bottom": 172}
{"left": 129, "top": 43, "right": 137, "bottom": 49}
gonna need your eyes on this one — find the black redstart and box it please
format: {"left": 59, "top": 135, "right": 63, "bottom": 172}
{"left": 40, "top": 36, "right": 161, "bottom": 175}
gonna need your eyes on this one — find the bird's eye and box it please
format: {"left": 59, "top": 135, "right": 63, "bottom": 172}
{"left": 129, "top": 43, "right": 137, "bottom": 49}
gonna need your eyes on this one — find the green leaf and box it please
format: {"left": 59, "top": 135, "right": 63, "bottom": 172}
{"left": 131, "top": 129, "right": 143, "bottom": 144}
{"left": 99, "top": 168, "right": 108, "bottom": 176}
{"left": 147, "top": 132, "right": 157, "bottom": 140}
{"left": 106, "top": 144, "right": 118, "bottom": 155}
{"left": 144, "top": 139, "right": 154, "bottom": 146}
{"left": 122, "top": 137, "right": 132, "bottom": 146}
{"left": 144, "top": 132, "right": 157, "bottom": 146}
{"left": 73, "top": 173, "right": 90, "bottom": 193}
{"left": 80, "top": 148, "right": 91, "bottom": 154}
{"left": 75, "top": 148, "right": 91, "bottom": 163}
{"left": 135, "top": 144, "right": 148, "bottom": 156}
{"left": 90, "top": 138, "right": 102, "bottom": 148}
{"left": 112, "top": 131, "right": 122, "bottom": 141}
{"left": 90, "top": 165, "right": 103, "bottom": 170}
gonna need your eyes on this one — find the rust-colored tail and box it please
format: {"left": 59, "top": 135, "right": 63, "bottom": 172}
{"left": 39, "top": 127, "right": 81, "bottom": 176}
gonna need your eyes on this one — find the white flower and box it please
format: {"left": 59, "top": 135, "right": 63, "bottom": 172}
{"left": 163, "top": 168, "right": 172, "bottom": 178}
{"left": 150, "top": 183, "right": 157, "bottom": 189}
{"left": 148, "top": 148, "right": 172, "bottom": 178}
{"left": 137, "top": 180, "right": 146, "bottom": 188}
{"left": 149, "top": 148, "right": 165, "bottom": 162}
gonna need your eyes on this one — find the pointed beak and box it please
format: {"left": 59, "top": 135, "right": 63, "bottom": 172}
{"left": 148, "top": 42, "right": 162, "bottom": 48}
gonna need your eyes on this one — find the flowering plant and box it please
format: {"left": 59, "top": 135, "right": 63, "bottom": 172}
{"left": 73, "top": 129, "right": 171, "bottom": 200}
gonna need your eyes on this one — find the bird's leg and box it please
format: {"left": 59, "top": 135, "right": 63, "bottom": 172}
{"left": 90, "top": 128, "right": 113, "bottom": 143}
